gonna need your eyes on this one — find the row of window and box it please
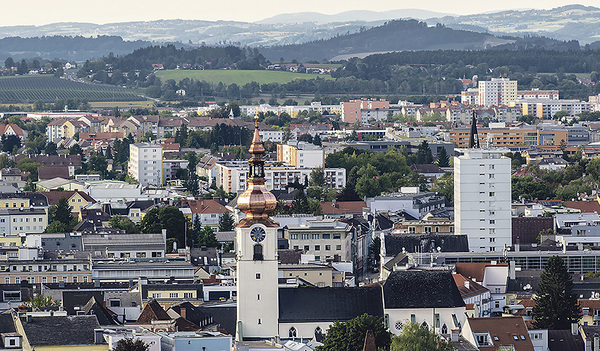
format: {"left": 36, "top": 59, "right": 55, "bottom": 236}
{"left": 290, "top": 233, "right": 342, "bottom": 240}
{"left": 106, "top": 252, "right": 162, "bottom": 258}
{"left": 5, "top": 275, "right": 89, "bottom": 284}
{"left": 292, "top": 244, "right": 342, "bottom": 251}
{"left": 151, "top": 292, "right": 194, "bottom": 299}
{"left": 4, "top": 264, "right": 89, "bottom": 272}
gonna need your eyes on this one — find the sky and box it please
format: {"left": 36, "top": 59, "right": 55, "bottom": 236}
{"left": 4, "top": 1, "right": 600, "bottom": 26}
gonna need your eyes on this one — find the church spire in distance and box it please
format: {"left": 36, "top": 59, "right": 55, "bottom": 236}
{"left": 236, "top": 117, "right": 277, "bottom": 227}
{"left": 469, "top": 109, "right": 480, "bottom": 149}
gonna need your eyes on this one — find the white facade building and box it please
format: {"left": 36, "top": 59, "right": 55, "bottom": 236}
{"left": 128, "top": 143, "right": 163, "bottom": 186}
{"left": 454, "top": 149, "right": 511, "bottom": 252}
{"left": 478, "top": 78, "right": 517, "bottom": 107}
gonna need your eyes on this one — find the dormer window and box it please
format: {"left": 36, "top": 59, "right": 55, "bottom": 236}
{"left": 475, "top": 333, "right": 493, "bottom": 347}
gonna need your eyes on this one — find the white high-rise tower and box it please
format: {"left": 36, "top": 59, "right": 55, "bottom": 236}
{"left": 235, "top": 119, "right": 279, "bottom": 341}
{"left": 454, "top": 148, "right": 512, "bottom": 253}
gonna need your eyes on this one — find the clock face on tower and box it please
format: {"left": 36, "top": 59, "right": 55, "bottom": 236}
{"left": 250, "top": 226, "right": 266, "bottom": 243}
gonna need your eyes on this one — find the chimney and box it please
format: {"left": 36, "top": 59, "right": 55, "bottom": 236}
{"left": 464, "top": 280, "right": 470, "bottom": 289}
{"left": 451, "top": 329, "right": 459, "bottom": 342}
{"left": 509, "top": 261, "right": 516, "bottom": 280}
{"left": 572, "top": 323, "right": 579, "bottom": 336}
{"left": 180, "top": 307, "right": 187, "bottom": 319}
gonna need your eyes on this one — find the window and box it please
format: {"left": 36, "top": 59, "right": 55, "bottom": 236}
{"left": 258, "top": 319, "right": 261, "bottom": 325}
{"left": 256, "top": 273, "right": 261, "bottom": 279}
{"left": 409, "top": 227, "right": 416, "bottom": 233}
{"left": 152, "top": 293, "right": 162, "bottom": 298}
{"left": 489, "top": 220, "right": 495, "bottom": 224}
{"left": 490, "top": 238, "right": 496, "bottom": 243}
{"left": 333, "top": 233, "right": 341, "bottom": 239}
{"left": 435, "top": 313, "right": 440, "bottom": 328}
{"left": 253, "top": 244, "right": 263, "bottom": 261}
{"left": 411, "top": 314, "right": 416, "bottom": 324}
{"left": 315, "top": 245, "right": 320, "bottom": 251}
{"left": 322, "top": 234, "right": 330, "bottom": 239}
{"left": 325, "top": 245, "right": 331, "bottom": 250}
{"left": 476, "top": 334, "right": 490, "bottom": 346}
{"left": 512, "top": 335, "right": 518, "bottom": 340}
{"left": 184, "top": 293, "right": 193, "bottom": 298}
{"left": 170, "top": 293, "right": 178, "bottom": 298}
{"left": 289, "top": 327, "right": 297, "bottom": 338}
{"left": 301, "top": 234, "right": 309, "bottom": 240}
{"left": 311, "top": 234, "right": 319, "bottom": 240}
{"left": 304, "top": 245, "right": 309, "bottom": 251}
{"left": 290, "top": 234, "right": 298, "bottom": 240}
{"left": 519, "top": 335, "right": 526, "bottom": 340}
{"left": 336, "top": 245, "right": 342, "bottom": 250}
{"left": 110, "top": 300, "right": 121, "bottom": 307}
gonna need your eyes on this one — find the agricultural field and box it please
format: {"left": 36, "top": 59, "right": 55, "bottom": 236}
{"left": 154, "top": 69, "right": 333, "bottom": 85}
{"left": 0, "top": 76, "right": 146, "bottom": 103}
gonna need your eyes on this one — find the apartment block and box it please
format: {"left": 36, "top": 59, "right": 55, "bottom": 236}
{"left": 449, "top": 126, "right": 568, "bottom": 148}
{"left": 478, "top": 78, "right": 517, "bottom": 107}
{"left": 276, "top": 142, "right": 324, "bottom": 168}
{"left": 341, "top": 99, "right": 389, "bottom": 124}
{"left": 454, "top": 149, "right": 511, "bottom": 253}
{"left": 128, "top": 143, "right": 163, "bottom": 186}
{"left": 518, "top": 98, "right": 591, "bottom": 118}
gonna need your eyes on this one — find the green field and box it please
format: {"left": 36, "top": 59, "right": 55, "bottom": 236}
{"left": 155, "top": 69, "right": 333, "bottom": 85}
{"left": 0, "top": 75, "right": 146, "bottom": 103}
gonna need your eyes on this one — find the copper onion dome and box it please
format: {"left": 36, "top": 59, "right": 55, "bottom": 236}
{"left": 236, "top": 118, "right": 278, "bottom": 227}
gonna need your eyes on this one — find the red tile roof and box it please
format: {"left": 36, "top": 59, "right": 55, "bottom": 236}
{"left": 455, "top": 262, "right": 508, "bottom": 283}
{"left": 136, "top": 299, "right": 171, "bottom": 324}
{"left": 42, "top": 190, "right": 95, "bottom": 205}
{"left": 0, "top": 123, "right": 24, "bottom": 136}
{"left": 563, "top": 201, "right": 600, "bottom": 213}
{"left": 453, "top": 273, "right": 489, "bottom": 298}
{"left": 320, "top": 201, "right": 366, "bottom": 215}
{"left": 466, "top": 316, "right": 534, "bottom": 351}
{"left": 188, "top": 199, "right": 228, "bottom": 214}
{"left": 38, "top": 167, "right": 69, "bottom": 180}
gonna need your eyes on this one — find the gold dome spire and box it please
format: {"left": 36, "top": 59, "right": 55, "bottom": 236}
{"left": 236, "top": 118, "right": 278, "bottom": 228}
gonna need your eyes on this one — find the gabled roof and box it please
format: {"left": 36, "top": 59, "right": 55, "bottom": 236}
{"left": 453, "top": 273, "right": 489, "bottom": 298}
{"left": 188, "top": 199, "right": 228, "bottom": 214}
{"left": 83, "top": 296, "right": 119, "bottom": 325}
{"left": 136, "top": 299, "right": 171, "bottom": 323}
{"left": 320, "top": 201, "right": 366, "bottom": 215}
{"left": 466, "top": 317, "right": 534, "bottom": 351}
{"left": 279, "top": 286, "right": 383, "bottom": 323}
{"left": 383, "top": 270, "right": 465, "bottom": 309}
{"left": 0, "top": 123, "right": 24, "bottom": 136}
{"left": 62, "top": 291, "right": 103, "bottom": 315}
{"left": 20, "top": 315, "right": 101, "bottom": 347}
{"left": 410, "top": 164, "right": 445, "bottom": 173}
{"left": 455, "top": 262, "right": 508, "bottom": 283}
{"left": 548, "top": 329, "right": 584, "bottom": 351}
{"left": 42, "top": 190, "right": 95, "bottom": 205}
{"left": 169, "top": 301, "right": 212, "bottom": 328}
{"left": 563, "top": 201, "right": 600, "bottom": 213}
{"left": 38, "top": 166, "right": 70, "bottom": 180}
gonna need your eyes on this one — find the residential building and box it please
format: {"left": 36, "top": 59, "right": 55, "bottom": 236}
{"left": 0, "top": 123, "right": 26, "bottom": 142}
{"left": 284, "top": 220, "right": 352, "bottom": 263}
{"left": 83, "top": 181, "right": 144, "bottom": 202}
{"left": 92, "top": 260, "right": 196, "bottom": 282}
{"left": 82, "top": 232, "right": 166, "bottom": 259}
{"left": 517, "top": 89, "right": 560, "bottom": 100}
{"left": 454, "top": 149, "right": 511, "bottom": 252}
{"left": 42, "top": 190, "right": 95, "bottom": 219}
{"left": 128, "top": 143, "right": 163, "bottom": 186}
{"left": 187, "top": 199, "right": 229, "bottom": 228}
{"left": 276, "top": 142, "right": 324, "bottom": 168}
{"left": 163, "top": 159, "right": 189, "bottom": 185}
{"left": 453, "top": 273, "right": 492, "bottom": 317}
{"left": 478, "top": 78, "right": 518, "bottom": 107}
{"left": 341, "top": 99, "right": 389, "bottom": 124}
{"left": 36, "top": 177, "right": 85, "bottom": 191}
{"left": 15, "top": 155, "right": 82, "bottom": 177}
{"left": 0, "top": 257, "right": 92, "bottom": 284}
{"left": 518, "top": 98, "right": 591, "bottom": 118}
{"left": 455, "top": 262, "right": 509, "bottom": 313}
{"left": 367, "top": 188, "right": 446, "bottom": 220}
{"left": 449, "top": 125, "right": 568, "bottom": 148}
{"left": 461, "top": 316, "right": 534, "bottom": 351}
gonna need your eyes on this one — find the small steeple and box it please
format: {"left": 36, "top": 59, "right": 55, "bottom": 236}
{"left": 469, "top": 109, "right": 480, "bottom": 149}
{"left": 236, "top": 117, "right": 277, "bottom": 227}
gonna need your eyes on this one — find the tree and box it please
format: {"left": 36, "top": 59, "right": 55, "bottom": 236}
{"left": 291, "top": 190, "right": 311, "bottom": 214}
{"left": 112, "top": 337, "right": 149, "bottom": 351}
{"left": 44, "top": 141, "right": 57, "bottom": 155}
{"left": 26, "top": 294, "right": 60, "bottom": 308}
{"left": 309, "top": 167, "right": 326, "bottom": 187}
{"left": 140, "top": 208, "right": 161, "bottom": 234}
{"left": 432, "top": 173, "right": 453, "bottom": 204}
{"left": 4, "top": 57, "right": 14, "bottom": 69}
{"left": 532, "top": 255, "right": 581, "bottom": 329}
{"left": 198, "top": 225, "right": 219, "bottom": 247}
{"left": 218, "top": 212, "right": 234, "bottom": 232}
{"left": 317, "top": 314, "right": 391, "bottom": 351}
{"left": 1, "top": 135, "right": 21, "bottom": 154}
{"left": 53, "top": 197, "right": 73, "bottom": 226}
{"left": 391, "top": 323, "right": 455, "bottom": 351}
{"left": 313, "top": 134, "right": 322, "bottom": 146}
{"left": 436, "top": 147, "right": 449, "bottom": 167}
{"left": 415, "top": 141, "right": 433, "bottom": 164}
{"left": 109, "top": 215, "right": 139, "bottom": 234}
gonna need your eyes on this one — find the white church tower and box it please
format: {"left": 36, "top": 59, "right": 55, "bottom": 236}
{"left": 236, "top": 119, "right": 279, "bottom": 341}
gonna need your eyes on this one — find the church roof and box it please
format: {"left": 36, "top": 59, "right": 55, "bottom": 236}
{"left": 279, "top": 286, "right": 383, "bottom": 323}
{"left": 383, "top": 270, "right": 466, "bottom": 309}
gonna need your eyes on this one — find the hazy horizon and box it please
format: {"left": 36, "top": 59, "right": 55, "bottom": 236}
{"left": 2, "top": 1, "right": 598, "bottom": 27}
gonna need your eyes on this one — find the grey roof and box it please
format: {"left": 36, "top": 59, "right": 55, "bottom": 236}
{"left": 0, "top": 312, "right": 15, "bottom": 333}
{"left": 82, "top": 233, "right": 165, "bottom": 251}
{"left": 548, "top": 329, "right": 584, "bottom": 351}
{"left": 385, "top": 234, "right": 469, "bottom": 256}
{"left": 383, "top": 270, "right": 466, "bottom": 309}
{"left": 279, "top": 286, "right": 383, "bottom": 323}
{"left": 83, "top": 296, "right": 119, "bottom": 326}
{"left": 0, "top": 192, "right": 48, "bottom": 206}
{"left": 216, "top": 231, "right": 235, "bottom": 243}
{"left": 21, "top": 315, "right": 101, "bottom": 346}
{"left": 197, "top": 305, "right": 236, "bottom": 335}
{"left": 62, "top": 290, "right": 104, "bottom": 315}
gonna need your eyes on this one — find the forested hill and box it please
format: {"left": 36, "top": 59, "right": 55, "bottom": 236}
{"left": 0, "top": 35, "right": 151, "bottom": 61}
{"left": 259, "top": 19, "right": 511, "bottom": 62}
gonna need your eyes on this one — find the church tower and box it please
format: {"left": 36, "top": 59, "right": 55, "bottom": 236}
{"left": 236, "top": 118, "right": 279, "bottom": 341}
